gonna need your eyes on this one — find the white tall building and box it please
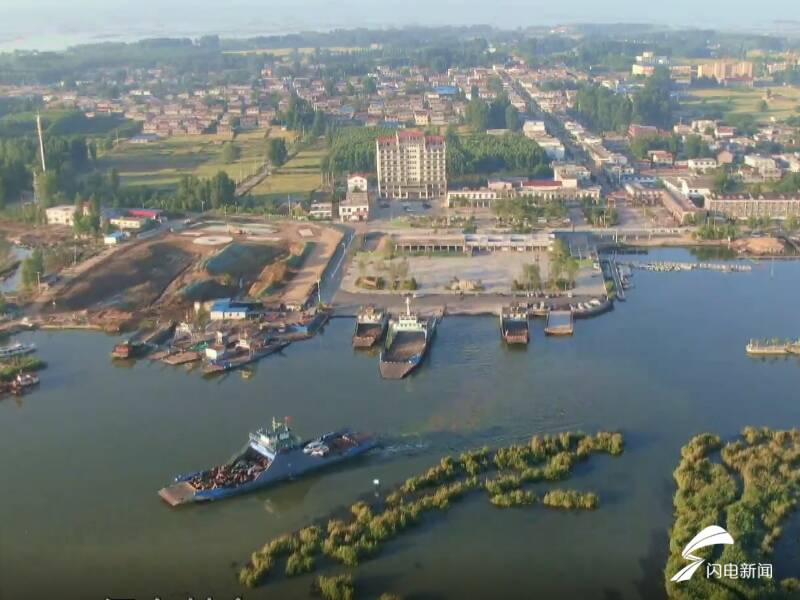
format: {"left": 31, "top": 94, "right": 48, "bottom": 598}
{"left": 376, "top": 130, "right": 446, "bottom": 200}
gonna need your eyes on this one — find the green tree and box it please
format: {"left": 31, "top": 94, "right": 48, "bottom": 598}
{"left": 221, "top": 142, "right": 240, "bottom": 164}
{"left": 505, "top": 104, "right": 519, "bottom": 131}
{"left": 521, "top": 263, "right": 541, "bottom": 290}
{"left": 21, "top": 248, "right": 44, "bottom": 291}
{"left": 361, "top": 76, "right": 377, "bottom": 95}
{"left": 266, "top": 138, "right": 288, "bottom": 167}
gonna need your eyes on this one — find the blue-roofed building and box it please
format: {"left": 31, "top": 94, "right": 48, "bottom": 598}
{"left": 434, "top": 86, "right": 458, "bottom": 96}
{"left": 209, "top": 298, "right": 253, "bottom": 321}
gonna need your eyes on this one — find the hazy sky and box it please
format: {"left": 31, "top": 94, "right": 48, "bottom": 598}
{"left": 2, "top": 0, "right": 799, "bottom": 51}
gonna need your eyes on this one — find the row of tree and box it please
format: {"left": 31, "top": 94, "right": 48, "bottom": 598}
{"left": 574, "top": 67, "right": 675, "bottom": 132}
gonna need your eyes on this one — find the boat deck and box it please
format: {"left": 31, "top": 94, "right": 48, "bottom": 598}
{"left": 163, "top": 351, "right": 202, "bottom": 365}
{"left": 544, "top": 310, "right": 574, "bottom": 336}
{"left": 353, "top": 323, "right": 385, "bottom": 347}
{"left": 383, "top": 331, "right": 425, "bottom": 362}
{"left": 158, "top": 481, "right": 197, "bottom": 506}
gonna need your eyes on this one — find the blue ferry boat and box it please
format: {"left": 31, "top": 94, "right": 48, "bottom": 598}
{"left": 158, "top": 419, "right": 377, "bottom": 506}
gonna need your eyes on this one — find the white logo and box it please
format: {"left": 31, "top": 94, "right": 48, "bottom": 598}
{"left": 671, "top": 525, "right": 734, "bottom": 582}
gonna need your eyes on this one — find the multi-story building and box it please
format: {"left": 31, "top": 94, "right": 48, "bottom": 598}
{"left": 705, "top": 193, "right": 800, "bottom": 219}
{"left": 376, "top": 130, "right": 446, "bottom": 200}
{"left": 697, "top": 61, "right": 754, "bottom": 82}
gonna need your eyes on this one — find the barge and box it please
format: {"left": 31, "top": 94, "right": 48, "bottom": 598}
{"left": 379, "top": 298, "right": 440, "bottom": 379}
{"left": 544, "top": 310, "right": 574, "bottom": 336}
{"left": 158, "top": 418, "right": 377, "bottom": 506}
{"left": 352, "top": 305, "right": 389, "bottom": 348}
{"left": 500, "top": 304, "right": 530, "bottom": 345}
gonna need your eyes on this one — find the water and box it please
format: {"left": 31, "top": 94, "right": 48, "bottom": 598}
{"left": 1, "top": 245, "right": 31, "bottom": 294}
{"left": 1, "top": 248, "right": 799, "bottom": 600}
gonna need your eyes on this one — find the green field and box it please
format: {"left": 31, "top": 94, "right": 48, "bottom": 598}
{"left": 681, "top": 86, "right": 800, "bottom": 124}
{"left": 99, "top": 130, "right": 281, "bottom": 188}
{"left": 249, "top": 146, "right": 324, "bottom": 198}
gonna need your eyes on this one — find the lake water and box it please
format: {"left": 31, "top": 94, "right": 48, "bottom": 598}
{"left": 1, "top": 248, "right": 799, "bottom": 600}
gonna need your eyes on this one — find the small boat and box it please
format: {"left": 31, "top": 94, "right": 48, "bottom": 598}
{"left": 379, "top": 298, "right": 440, "bottom": 379}
{"left": 352, "top": 305, "right": 389, "bottom": 348}
{"left": 0, "top": 342, "right": 37, "bottom": 359}
{"left": 500, "top": 304, "right": 530, "bottom": 345}
{"left": 11, "top": 372, "right": 40, "bottom": 394}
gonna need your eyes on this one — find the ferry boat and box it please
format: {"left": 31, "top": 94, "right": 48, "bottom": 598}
{"left": 0, "top": 342, "right": 36, "bottom": 359}
{"left": 379, "top": 298, "right": 440, "bottom": 379}
{"left": 352, "top": 305, "right": 389, "bottom": 348}
{"left": 500, "top": 304, "right": 530, "bottom": 345}
{"left": 158, "top": 418, "right": 377, "bottom": 506}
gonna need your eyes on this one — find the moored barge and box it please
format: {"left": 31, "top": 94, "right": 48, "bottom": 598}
{"left": 500, "top": 304, "right": 530, "bottom": 345}
{"left": 379, "top": 298, "right": 440, "bottom": 379}
{"left": 352, "top": 305, "right": 389, "bottom": 348}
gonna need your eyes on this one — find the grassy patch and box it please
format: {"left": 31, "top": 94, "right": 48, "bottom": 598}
{"left": 99, "top": 130, "right": 270, "bottom": 189}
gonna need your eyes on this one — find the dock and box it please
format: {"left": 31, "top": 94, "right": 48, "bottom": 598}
{"left": 624, "top": 261, "right": 752, "bottom": 273}
{"left": 544, "top": 310, "right": 574, "bottom": 336}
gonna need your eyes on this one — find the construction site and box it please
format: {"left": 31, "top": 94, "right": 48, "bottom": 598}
{"left": 2, "top": 217, "right": 343, "bottom": 333}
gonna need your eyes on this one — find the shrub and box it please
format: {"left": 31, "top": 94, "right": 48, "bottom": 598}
{"left": 542, "top": 489, "right": 599, "bottom": 510}
{"left": 315, "top": 574, "right": 355, "bottom": 600}
{"left": 490, "top": 490, "right": 536, "bottom": 508}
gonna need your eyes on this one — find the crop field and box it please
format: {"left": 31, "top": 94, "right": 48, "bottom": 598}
{"left": 249, "top": 147, "right": 324, "bottom": 198}
{"left": 99, "top": 130, "right": 282, "bottom": 188}
{"left": 681, "top": 86, "right": 800, "bottom": 123}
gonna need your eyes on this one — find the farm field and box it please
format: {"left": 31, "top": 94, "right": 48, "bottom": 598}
{"left": 681, "top": 85, "right": 800, "bottom": 124}
{"left": 248, "top": 146, "right": 325, "bottom": 199}
{"left": 99, "top": 129, "right": 294, "bottom": 188}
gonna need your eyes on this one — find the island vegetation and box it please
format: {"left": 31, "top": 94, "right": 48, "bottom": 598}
{"left": 238, "top": 430, "right": 624, "bottom": 589}
{"left": 665, "top": 428, "right": 800, "bottom": 599}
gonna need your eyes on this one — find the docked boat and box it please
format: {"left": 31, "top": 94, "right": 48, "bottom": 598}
{"left": 544, "top": 310, "right": 574, "bottom": 336}
{"left": 0, "top": 342, "right": 37, "bottom": 359}
{"left": 531, "top": 302, "right": 550, "bottom": 318}
{"left": 500, "top": 304, "right": 530, "bottom": 345}
{"left": 11, "top": 372, "right": 40, "bottom": 394}
{"left": 158, "top": 418, "right": 377, "bottom": 506}
{"left": 202, "top": 339, "right": 289, "bottom": 376}
{"left": 352, "top": 305, "right": 389, "bottom": 348}
{"left": 379, "top": 298, "right": 440, "bottom": 379}
{"left": 111, "top": 340, "right": 148, "bottom": 359}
